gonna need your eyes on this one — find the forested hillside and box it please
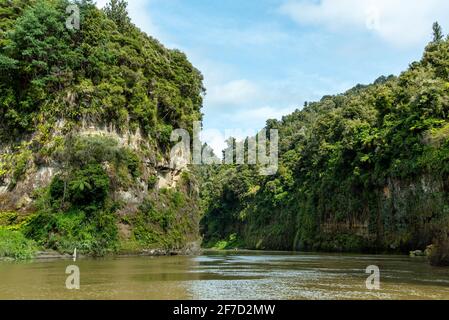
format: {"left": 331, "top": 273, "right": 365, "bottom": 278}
{"left": 201, "top": 24, "right": 449, "bottom": 266}
{"left": 2, "top": 0, "right": 449, "bottom": 267}
{"left": 0, "top": 0, "right": 204, "bottom": 258}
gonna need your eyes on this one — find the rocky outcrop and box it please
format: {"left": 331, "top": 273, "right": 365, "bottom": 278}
{"left": 0, "top": 164, "right": 56, "bottom": 213}
{"left": 0, "top": 123, "right": 190, "bottom": 214}
{"left": 316, "top": 175, "right": 446, "bottom": 252}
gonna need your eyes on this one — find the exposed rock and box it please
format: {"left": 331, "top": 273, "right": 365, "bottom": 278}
{"left": 15, "top": 195, "right": 33, "bottom": 210}
{"left": 181, "top": 241, "right": 202, "bottom": 255}
{"left": 80, "top": 120, "right": 146, "bottom": 152}
{"left": 0, "top": 127, "right": 187, "bottom": 212}
{"left": 425, "top": 245, "right": 435, "bottom": 257}
{"left": 410, "top": 250, "right": 426, "bottom": 257}
{"left": 35, "top": 251, "right": 72, "bottom": 260}
{"left": 429, "top": 237, "right": 449, "bottom": 266}
{"left": 141, "top": 249, "right": 169, "bottom": 256}
{"left": 156, "top": 168, "right": 185, "bottom": 190}
{"left": 118, "top": 223, "right": 132, "bottom": 240}
{"left": 33, "top": 167, "right": 56, "bottom": 189}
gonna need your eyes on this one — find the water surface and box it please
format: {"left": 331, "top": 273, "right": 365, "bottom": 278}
{"left": 0, "top": 251, "right": 448, "bottom": 300}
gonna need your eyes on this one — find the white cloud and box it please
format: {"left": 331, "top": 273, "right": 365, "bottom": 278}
{"left": 95, "top": 0, "right": 160, "bottom": 39}
{"left": 204, "top": 26, "right": 291, "bottom": 47}
{"left": 200, "top": 128, "right": 227, "bottom": 157}
{"left": 206, "top": 79, "right": 260, "bottom": 106}
{"left": 280, "top": 0, "right": 449, "bottom": 47}
{"left": 229, "top": 106, "right": 297, "bottom": 124}
{"left": 94, "top": 0, "right": 108, "bottom": 8}
{"left": 95, "top": 0, "right": 107, "bottom": 8}
{"left": 201, "top": 106, "right": 298, "bottom": 154}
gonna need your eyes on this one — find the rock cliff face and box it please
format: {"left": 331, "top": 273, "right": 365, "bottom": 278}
{"left": 0, "top": 1, "right": 205, "bottom": 255}
{"left": 0, "top": 121, "right": 201, "bottom": 253}
{"left": 312, "top": 175, "right": 445, "bottom": 252}
{"left": 0, "top": 122, "right": 188, "bottom": 214}
{"left": 200, "top": 32, "right": 449, "bottom": 264}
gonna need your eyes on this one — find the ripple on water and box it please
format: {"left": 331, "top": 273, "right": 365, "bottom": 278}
{"left": 1, "top": 252, "right": 449, "bottom": 299}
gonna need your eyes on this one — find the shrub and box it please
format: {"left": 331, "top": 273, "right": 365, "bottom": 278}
{"left": 68, "top": 164, "right": 110, "bottom": 207}
{"left": 212, "top": 233, "right": 241, "bottom": 250}
{"left": 25, "top": 209, "right": 119, "bottom": 256}
{"left": 49, "top": 175, "right": 66, "bottom": 204}
{"left": 0, "top": 229, "right": 37, "bottom": 260}
{"left": 138, "top": 199, "right": 175, "bottom": 231}
{"left": 120, "top": 149, "right": 141, "bottom": 178}
{"left": 0, "top": 212, "right": 18, "bottom": 227}
{"left": 429, "top": 233, "right": 449, "bottom": 266}
{"left": 147, "top": 175, "right": 158, "bottom": 189}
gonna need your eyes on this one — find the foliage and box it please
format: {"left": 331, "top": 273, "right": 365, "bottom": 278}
{"left": 24, "top": 207, "right": 119, "bottom": 256}
{"left": 201, "top": 27, "right": 449, "bottom": 257}
{"left": 0, "top": 211, "right": 35, "bottom": 231}
{"left": 130, "top": 188, "right": 198, "bottom": 250}
{"left": 24, "top": 137, "right": 122, "bottom": 255}
{"left": 0, "top": 0, "right": 204, "bottom": 257}
{"left": 0, "top": 0, "right": 204, "bottom": 148}
{"left": 210, "top": 233, "right": 241, "bottom": 250}
{"left": 0, "top": 228, "right": 37, "bottom": 260}
{"left": 433, "top": 22, "right": 444, "bottom": 43}
{"left": 103, "top": 0, "right": 131, "bottom": 32}
{"left": 68, "top": 164, "right": 110, "bottom": 207}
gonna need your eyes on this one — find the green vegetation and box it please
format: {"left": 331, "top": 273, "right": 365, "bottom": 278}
{"left": 0, "top": 211, "right": 35, "bottom": 231}
{"left": 0, "top": 0, "right": 204, "bottom": 258}
{"left": 125, "top": 183, "right": 200, "bottom": 251}
{"left": 201, "top": 24, "right": 449, "bottom": 265}
{"left": 25, "top": 207, "right": 119, "bottom": 256}
{"left": 0, "top": 229, "right": 36, "bottom": 260}
{"left": 22, "top": 133, "right": 199, "bottom": 255}
{"left": 209, "top": 233, "right": 242, "bottom": 250}
{"left": 0, "top": 212, "right": 37, "bottom": 260}
{"left": 0, "top": 0, "right": 204, "bottom": 145}
{"left": 2, "top": 0, "right": 449, "bottom": 269}
{"left": 23, "top": 137, "right": 123, "bottom": 255}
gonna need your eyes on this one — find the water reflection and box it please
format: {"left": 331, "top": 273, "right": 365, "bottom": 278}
{"left": 0, "top": 251, "right": 448, "bottom": 300}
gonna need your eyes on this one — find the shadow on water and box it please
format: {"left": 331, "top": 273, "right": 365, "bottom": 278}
{"left": 0, "top": 251, "right": 448, "bottom": 300}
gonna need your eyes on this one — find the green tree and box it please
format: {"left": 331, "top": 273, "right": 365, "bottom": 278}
{"left": 201, "top": 23, "right": 449, "bottom": 260}
{"left": 103, "top": 0, "right": 131, "bottom": 32}
{"left": 433, "top": 22, "right": 444, "bottom": 42}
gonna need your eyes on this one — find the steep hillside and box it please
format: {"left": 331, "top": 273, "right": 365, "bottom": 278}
{"left": 201, "top": 25, "right": 449, "bottom": 266}
{"left": 0, "top": 0, "right": 204, "bottom": 257}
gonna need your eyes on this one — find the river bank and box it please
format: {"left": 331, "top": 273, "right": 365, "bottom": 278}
{"left": 6, "top": 247, "right": 434, "bottom": 265}
{"left": 0, "top": 251, "right": 447, "bottom": 300}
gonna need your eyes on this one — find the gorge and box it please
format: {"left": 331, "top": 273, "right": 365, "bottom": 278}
{"left": 1, "top": 0, "right": 449, "bottom": 269}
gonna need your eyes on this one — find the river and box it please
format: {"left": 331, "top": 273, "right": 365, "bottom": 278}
{"left": 0, "top": 251, "right": 448, "bottom": 300}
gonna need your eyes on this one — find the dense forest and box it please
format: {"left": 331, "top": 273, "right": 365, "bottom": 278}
{"left": 1, "top": 0, "right": 449, "bottom": 267}
{"left": 0, "top": 0, "right": 204, "bottom": 258}
{"left": 200, "top": 23, "right": 449, "bottom": 266}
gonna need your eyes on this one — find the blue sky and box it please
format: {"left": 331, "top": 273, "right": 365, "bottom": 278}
{"left": 98, "top": 0, "right": 449, "bottom": 152}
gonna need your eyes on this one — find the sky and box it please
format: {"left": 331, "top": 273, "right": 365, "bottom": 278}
{"left": 96, "top": 0, "right": 449, "bottom": 153}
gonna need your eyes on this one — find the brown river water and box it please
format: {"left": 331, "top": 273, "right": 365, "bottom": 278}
{"left": 0, "top": 251, "right": 448, "bottom": 300}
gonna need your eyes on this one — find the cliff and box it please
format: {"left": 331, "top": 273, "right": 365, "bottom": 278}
{"left": 200, "top": 29, "right": 449, "bottom": 265}
{"left": 0, "top": 0, "right": 204, "bottom": 256}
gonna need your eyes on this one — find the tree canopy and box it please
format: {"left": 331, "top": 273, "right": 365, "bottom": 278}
{"left": 0, "top": 0, "right": 205, "bottom": 147}
{"left": 201, "top": 25, "right": 449, "bottom": 257}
